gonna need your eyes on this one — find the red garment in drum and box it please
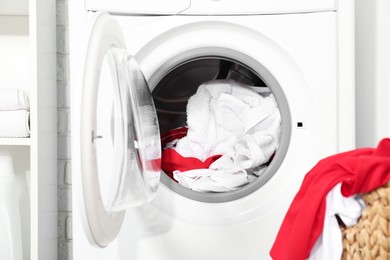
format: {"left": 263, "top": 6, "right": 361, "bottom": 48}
{"left": 161, "top": 126, "right": 189, "bottom": 145}
{"left": 161, "top": 127, "right": 222, "bottom": 179}
{"left": 270, "top": 138, "right": 390, "bottom": 260}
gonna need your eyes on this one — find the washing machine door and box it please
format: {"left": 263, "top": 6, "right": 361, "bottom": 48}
{"left": 80, "top": 13, "right": 161, "bottom": 247}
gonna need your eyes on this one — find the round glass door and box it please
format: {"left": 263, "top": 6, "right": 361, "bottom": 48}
{"left": 96, "top": 46, "right": 162, "bottom": 213}
{"left": 80, "top": 13, "right": 161, "bottom": 247}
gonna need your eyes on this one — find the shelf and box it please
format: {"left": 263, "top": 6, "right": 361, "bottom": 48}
{"left": 0, "top": 137, "right": 31, "bottom": 146}
{"left": 0, "top": 0, "right": 57, "bottom": 259}
{"left": 0, "top": 15, "right": 29, "bottom": 36}
{"left": 0, "top": 0, "right": 29, "bottom": 16}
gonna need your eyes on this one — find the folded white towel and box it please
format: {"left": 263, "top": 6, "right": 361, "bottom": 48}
{"left": 173, "top": 80, "right": 281, "bottom": 192}
{"left": 0, "top": 110, "right": 30, "bottom": 137}
{"left": 0, "top": 88, "right": 30, "bottom": 111}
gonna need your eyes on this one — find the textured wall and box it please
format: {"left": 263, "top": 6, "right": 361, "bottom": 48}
{"left": 56, "top": 0, "right": 72, "bottom": 259}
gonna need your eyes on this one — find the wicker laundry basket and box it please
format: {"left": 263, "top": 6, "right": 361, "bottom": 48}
{"left": 341, "top": 180, "right": 390, "bottom": 260}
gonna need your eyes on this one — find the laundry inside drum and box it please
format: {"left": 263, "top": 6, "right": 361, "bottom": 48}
{"left": 152, "top": 57, "right": 282, "bottom": 193}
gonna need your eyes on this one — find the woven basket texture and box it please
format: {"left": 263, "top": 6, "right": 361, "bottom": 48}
{"left": 341, "top": 180, "right": 390, "bottom": 260}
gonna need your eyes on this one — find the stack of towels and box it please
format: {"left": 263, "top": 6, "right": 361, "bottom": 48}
{"left": 0, "top": 88, "right": 30, "bottom": 138}
{"left": 161, "top": 80, "right": 281, "bottom": 192}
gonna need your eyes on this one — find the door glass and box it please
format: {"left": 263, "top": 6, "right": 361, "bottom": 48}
{"left": 95, "top": 45, "right": 161, "bottom": 214}
{"left": 95, "top": 46, "right": 125, "bottom": 213}
{"left": 126, "top": 56, "right": 161, "bottom": 194}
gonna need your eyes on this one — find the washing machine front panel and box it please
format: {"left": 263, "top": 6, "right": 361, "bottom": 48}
{"left": 119, "top": 11, "right": 339, "bottom": 210}
{"left": 79, "top": 13, "right": 161, "bottom": 248}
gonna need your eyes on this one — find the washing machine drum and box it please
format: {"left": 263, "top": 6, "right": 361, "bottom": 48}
{"left": 91, "top": 53, "right": 287, "bottom": 207}
{"left": 89, "top": 52, "right": 285, "bottom": 211}
{"left": 152, "top": 57, "right": 282, "bottom": 193}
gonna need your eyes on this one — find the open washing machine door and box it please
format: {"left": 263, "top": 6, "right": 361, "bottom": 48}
{"left": 80, "top": 13, "right": 161, "bottom": 247}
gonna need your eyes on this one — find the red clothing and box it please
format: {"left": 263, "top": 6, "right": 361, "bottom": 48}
{"left": 270, "top": 138, "right": 390, "bottom": 260}
{"left": 162, "top": 149, "right": 221, "bottom": 179}
{"left": 161, "top": 127, "right": 222, "bottom": 179}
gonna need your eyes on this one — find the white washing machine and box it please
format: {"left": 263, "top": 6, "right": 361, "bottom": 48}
{"left": 69, "top": 0, "right": 355, "bottom": 259}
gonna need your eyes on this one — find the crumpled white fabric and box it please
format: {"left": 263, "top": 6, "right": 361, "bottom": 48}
{"left": 172, "top": 80, "right": 281, "bottom": 192}
{"left": 308, "top": 183, "right": 366, "bottom": 260}
{"left": 173, "top": 166, "right": 248, "bottom": 193}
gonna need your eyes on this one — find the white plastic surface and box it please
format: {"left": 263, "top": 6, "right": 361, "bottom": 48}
{"left": 85, "top": 0, "right": 336, "bottom": 15}
{"left": 85, "top": 0, "right": 190, "bottom": 14}
{"left": 183, "top": 0, "right": 337, "bottom": 14}
{"left": 0, "top": 151, "right": 22, "bottom": 260}
{"left": 337, "top": 0, "right": 355, "bottom": 151}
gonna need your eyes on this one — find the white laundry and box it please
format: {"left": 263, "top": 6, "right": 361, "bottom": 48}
{"left": 308, "top": 183, "right": 365, "bottom": 260}
{"left": 172, "top": 80, "right": 281, "bottom": 192}
{"left": 173, "top": 155, "right": 249, "bottom": 192}
{"left": 173, "top": 168, "right": 249, "bottom": 193}
{"left": 0, "top": 110, "right": 30, "bottom": 137}
{"left": 0, "top": 88, "right": 29, "bottom": 111}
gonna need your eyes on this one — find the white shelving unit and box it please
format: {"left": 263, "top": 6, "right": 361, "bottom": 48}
{"left": 0, "top": 0, "right": 57, "bottom": 259}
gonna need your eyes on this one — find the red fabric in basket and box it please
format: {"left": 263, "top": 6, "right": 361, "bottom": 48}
{"left": 270, "top": 138, "right": 390, "bottom": 260}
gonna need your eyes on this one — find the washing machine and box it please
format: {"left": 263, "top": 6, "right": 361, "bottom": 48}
{"left": 69, "top": 0, "right": 355, "bottom": 259}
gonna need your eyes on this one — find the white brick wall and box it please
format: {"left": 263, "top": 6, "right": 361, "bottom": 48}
{"left": 57, "top": 0, "right": 72, "bottom": 259}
